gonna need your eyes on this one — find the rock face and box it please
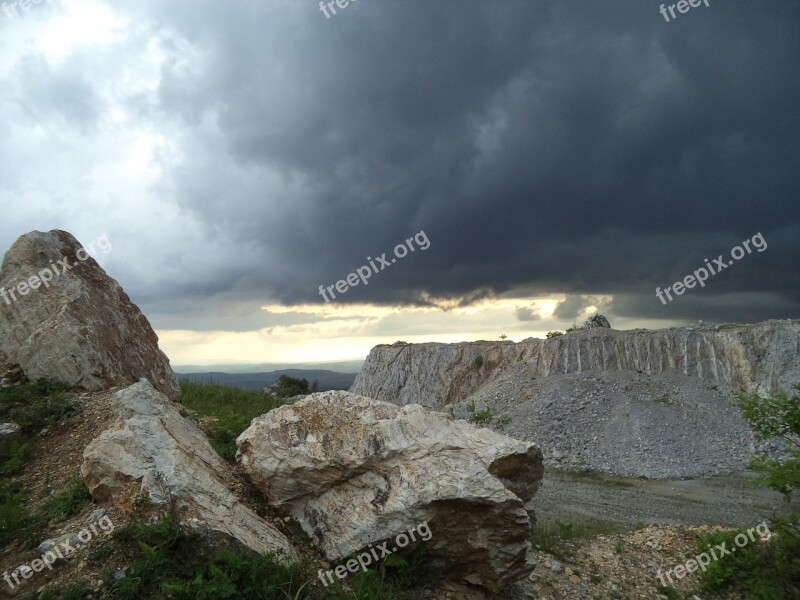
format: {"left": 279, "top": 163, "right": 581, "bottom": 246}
{"left": 0, "top": 230, "right": 179, "bottom": 399}
{"left": 236, "top": 391, "right": 543, "bottom": 592}
{"left": 351, "top": 320, "right": 800, "bottom": 408}
{"left": 81, "top": 379, "right": 296, "bottom": 560}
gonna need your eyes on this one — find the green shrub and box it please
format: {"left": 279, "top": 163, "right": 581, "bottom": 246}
{"left": 473, "top": 355, "right": 484, "bottom": 368}
{"left": 464, "top": 401, "right": 511, "bottom": 430}
{"left": 738, "top": 385, "right": 800, "bottom": 502}
{"left": 545, "top": 331, "right": 564, "bottom": 339}
{"left": 696, "top": 528, "right": 792, "bottom": 598}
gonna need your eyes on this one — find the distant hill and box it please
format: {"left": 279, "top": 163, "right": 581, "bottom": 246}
{"left": 176, "top": 369, "right": 357, "bottom": 392}
{"left": 174, "top": 360, "right": 364, "bottom": 374}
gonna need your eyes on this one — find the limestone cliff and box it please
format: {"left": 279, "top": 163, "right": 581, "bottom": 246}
{"left": 351, "top": 320, "right": 800, "bottom": 409}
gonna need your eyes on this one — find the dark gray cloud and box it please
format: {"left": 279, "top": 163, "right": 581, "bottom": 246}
{"left": 515, "top": 306, "right": 541, "bottom": 322}
{"left": 1, "top": 0, "right": 799, "bottom": 328}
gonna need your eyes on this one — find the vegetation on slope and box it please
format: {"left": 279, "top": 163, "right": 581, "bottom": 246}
{"left": 692, "top": 385, "right": 800, "bottom": 598}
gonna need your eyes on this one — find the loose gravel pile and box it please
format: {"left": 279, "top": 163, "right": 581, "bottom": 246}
{"left": 450, "top": 369, "right": 784, "bottom": 479}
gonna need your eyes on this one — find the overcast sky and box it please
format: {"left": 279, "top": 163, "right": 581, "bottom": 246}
{"left": 1, "top": 0, "right": 798, "bottom": 367}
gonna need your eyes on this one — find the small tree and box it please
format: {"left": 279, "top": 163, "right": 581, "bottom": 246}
{"left": 270, "top": 375, "right": 310, "bottom": 399}
{"left": 499, "top": 334, "right": 507, "bottom": 340}
{"left": 546, "top": 331, "right": 564, "bottom": 339}
{"left": 739, "top": 385, "right": 800, "bottom": 503}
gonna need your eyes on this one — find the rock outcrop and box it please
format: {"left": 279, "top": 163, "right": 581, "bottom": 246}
{"left": 81, "top": 379, "right": 296, "bottom": 560}
{"left": 582, "top": 314, "right": 611, "bottom": 329}
{"left": 351, "top": 320, "right": 800, "bottom": 408}
{"left": 236, "top": 391, "right": 543, "bottom": 592}
{"left": 0, "top": 230, "right": 179, "bottom": 399}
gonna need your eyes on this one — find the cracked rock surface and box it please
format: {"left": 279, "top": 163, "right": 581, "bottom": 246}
{"left": 81, "top": 379, "right": 297, "bottom": 560}
{"left": 0, "top": 229, "right": 179, "bottom": 399}
{"left": 237, "top": 391, "right": 544, "bottom": 592}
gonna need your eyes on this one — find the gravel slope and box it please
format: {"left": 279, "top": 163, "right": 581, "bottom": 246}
{"left": 451, "top": 370, "right": 786, "bottom": 479}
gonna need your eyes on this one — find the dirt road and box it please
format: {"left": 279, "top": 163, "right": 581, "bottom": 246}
{"left": 535, "top": 469, "right": 790, "bottom": 527}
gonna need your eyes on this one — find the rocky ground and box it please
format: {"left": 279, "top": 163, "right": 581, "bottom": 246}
{"left": 519, "top": 523, "right": 755, "bottom": 600}
{"left": 1, "top": 385, "right": 790, "bottom": 600}
{"left": 0, "top": 388, "right": 317, "bottom": 599}
{"left": 450, "top": 369, "right": 786, "bottom": 479}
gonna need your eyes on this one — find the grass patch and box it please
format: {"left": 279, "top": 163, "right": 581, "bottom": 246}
{"left": 0, "top": 379, "right": 76, "bottom": 434}
{"left": 0, "top": 380, "right": 82, "bottom": 548}
{"left": 656, "top": 586, "right": 682, "bottom": 599}
{"left": 104, "top": 516, "right": 309, "bottom": 599}
{"left": 41, "top": 475, "right": 93, "bottom": 521}
{"left": 178, "top": 380, "right": 287, "bottom": 460}
{"left": 0, "top": 478, "right": 31, "bottom": 547}
{"left": 566, "top": 470, "right": 637, "bottom": 489}
{"left": 531, "top": 520, "right": 625, "bottom": 559}
{"left": 57, "top": 516, "right": 431, "bottom": 599}
{"left": 22, "top": 583, "right": 92, "bottom": 600}
{"left": 0, "top": 438, "right": 36, "bottom": 477}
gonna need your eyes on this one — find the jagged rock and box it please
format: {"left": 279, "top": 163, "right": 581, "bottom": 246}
{"left": 0, "top": 230, "right": 179, "bottom": 399}
{"left": 81, "top": 379, "right": 296, "bottom": 560}
{"left": 351, "top": 320, "right": 800, "bottom": 408}
{"left": 582, "top": 314, "right": 611, "bottom": 329}
{"left": 236, "top": 391, "right": 543, "bottom": 592}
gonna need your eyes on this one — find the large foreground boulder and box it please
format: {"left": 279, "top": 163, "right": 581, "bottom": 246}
{"left": 0, "top": 230, "right": 179, "bottom": 399}
{"left": 81, "top": 379, "right": 296, "bottom": 560}
{"left": 236, "top": 391, "right": 544, "bottom": 591}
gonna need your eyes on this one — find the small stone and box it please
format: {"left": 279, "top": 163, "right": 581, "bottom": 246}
{"left": 550, "top": 559, "right": 563, "bottom": 573}
{"left": 85, "top": 508, "right": 107, "bottom": 523}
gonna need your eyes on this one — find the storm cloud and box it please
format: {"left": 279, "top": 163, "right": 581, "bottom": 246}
{"left": 1, "top": 0, "right": 798, "bottom": 359}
